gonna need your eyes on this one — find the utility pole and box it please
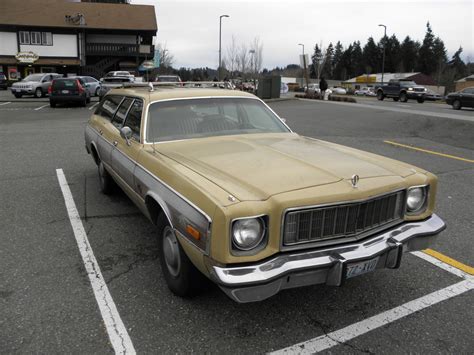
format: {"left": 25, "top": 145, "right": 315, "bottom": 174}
{"left": 218, "top": 14, "right": 229, "bottom": 80}
{"left": 298, "top": 43, "right": 310, "bottom": 91}
{"left": 378, "top": 24, "right": 387, "bottom": 85}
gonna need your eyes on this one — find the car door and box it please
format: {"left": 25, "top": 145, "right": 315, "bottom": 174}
{"left": 462, "top": 88, "right": 474, "bottom": 107}
{"left": 94, "top": 95, "right": 124, "bottom": 167}
{"left": 110, "top": 98, "right": 143, "bottom": 191}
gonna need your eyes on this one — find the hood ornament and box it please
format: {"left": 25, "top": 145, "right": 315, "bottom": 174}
{"left": 351, "top": 174, "right": 359, "bottom": 188}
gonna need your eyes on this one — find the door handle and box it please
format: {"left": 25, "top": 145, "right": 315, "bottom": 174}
{"left": 99, "top": 129, "right": 103, "bottom": 135}
{"left": 113, "top": 141, "right": 118, "bottom": 146}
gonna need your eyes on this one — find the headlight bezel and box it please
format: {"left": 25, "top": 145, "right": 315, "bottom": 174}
{"left": 405, "top": 185, "right": 429, "bottom": 215}
{"left": 231, "top": 215, "right": 268, "bottom": 255}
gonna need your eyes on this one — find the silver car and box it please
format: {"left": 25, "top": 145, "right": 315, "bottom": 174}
{"left": 10, "top": 73, "right": 62, "bottom": 98}
{"left": 73, "top": 76, "right": 101, "bottom": 97}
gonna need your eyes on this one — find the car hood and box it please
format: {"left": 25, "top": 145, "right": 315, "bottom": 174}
{"left": 157, "top": 133, "right": 416, "bottom": 201}
{"left": 12, "top": 81, "right": 38, "bottom": 86}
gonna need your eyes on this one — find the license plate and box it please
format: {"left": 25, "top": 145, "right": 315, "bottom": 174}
{"left": 62, "top": 90, "right": 70, "bottom": 94}
{"left": 15, "top": 89, "right": 21, "bottom": 92}
{"left": 346, "top": 257, "right": 379, "bottom": 279}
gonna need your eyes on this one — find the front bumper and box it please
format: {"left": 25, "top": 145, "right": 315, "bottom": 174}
{"left": 206, "top": 214, "right": 445, "bottom": 303}
{"left": 407, "top": 92, "right": 425, "bottom": 99}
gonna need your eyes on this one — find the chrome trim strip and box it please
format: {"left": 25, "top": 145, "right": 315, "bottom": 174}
{"left": 142, "top": 95, "right": 292, "bottom": 145}
{"left": 209, "top": 214, "right": 445, "bottom": 290}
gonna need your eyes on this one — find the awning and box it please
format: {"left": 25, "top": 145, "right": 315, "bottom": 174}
{"left": 0, "top": 57, "right": 80, "bottom": 66}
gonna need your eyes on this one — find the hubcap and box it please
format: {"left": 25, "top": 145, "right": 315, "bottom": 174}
{"left": 162, "top": 226, "right": 181, "bottom": 277}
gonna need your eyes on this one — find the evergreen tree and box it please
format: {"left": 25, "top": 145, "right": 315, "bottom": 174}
{"left": 310, "top": 44, "right": 323, "bottom": 78}
{"left": 362, "top": 37, "right": 380, "bottom": 74}
{"left": 321, "top": 42, "right": 334, "bottom": 78}
{"left": 384, "top": 35, "right": 401, "bottom": 73}
{"left": 399, "top": 36, "right": 419, "bottom": 72}
{"left": 336, "top": 44, "right": 353, "bottom": 80}
{"left": 332, "top": 41, "right": 344, "bottom": 79}
{"left": 351, "top": 41, "right": 364, "bottom": 76}
{"left": 417, "top": 22, "right": 436, "bottom": 75}
{"left": 448, "top": 47, "right": 468, "bottom": 79}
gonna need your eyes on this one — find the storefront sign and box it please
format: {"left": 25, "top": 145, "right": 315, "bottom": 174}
{"left": 356, "top": 75, "right": 376, "bottom": 83}
{"left": 15, "top": 51, "right": 39, "bottom": 63}
{"left": 8, "top": 67, "right": 19, "bottom": 80}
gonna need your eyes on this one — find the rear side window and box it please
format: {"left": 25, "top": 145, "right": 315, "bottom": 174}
{"left": 123, "top": 99, "right": 143, "bottom": 140}
{"left": 112, "top": 98, "right": 133, "bottom": 128}
{"left": 96, "top": 95, "right": 122, "bottom": 120}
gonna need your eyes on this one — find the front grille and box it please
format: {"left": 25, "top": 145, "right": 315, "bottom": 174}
{"left": 414, "top": 88, "right": 425, "bottom": 92}
{"left": 283, "top": 191, "right": 405, "bottom": 246}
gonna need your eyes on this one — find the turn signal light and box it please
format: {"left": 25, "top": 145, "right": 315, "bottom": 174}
{"left": 186, "top": 225, "right": 201, "bottom": 240}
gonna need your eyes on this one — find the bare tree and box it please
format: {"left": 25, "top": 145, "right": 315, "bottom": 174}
{"left": 156, "top": 43, "right": 175, "bottom": 68}
{"left": 249, "top": 37, "right": 264, "bottom": 75}
{"left": 237, "top": 43, "right": 249, "bottom": 74}
{"left": 225, "top": 35, "right": 238, "bottom": 78}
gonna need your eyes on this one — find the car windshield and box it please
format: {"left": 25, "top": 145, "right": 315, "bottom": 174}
{"left": 102, "top": 77, "right": 132, "bottom": 83}
{"left": 147, "top": 97, "right": 290, "bottom": 142}
{"left": 23, "top": 74, "right": 44, "bottom": 82}
{"left": 399, "top": 81, "right": 417, "bottom": 87}
{"left": 157, "top": 76, "right": 180, "bottom": 82}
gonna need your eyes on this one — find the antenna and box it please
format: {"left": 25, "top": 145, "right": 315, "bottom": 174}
{"left": 148, "top": 82, "right": 154, "bottom": 92}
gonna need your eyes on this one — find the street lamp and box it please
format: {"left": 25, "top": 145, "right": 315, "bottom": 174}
{"left": 378, "top": 24, "right": 387, "bottom": 85}
{"left": 218, "top": 14, "right": 230, "bottom": 80}
{"left": 298, "top": 43, "right": 309, "bottom": 90}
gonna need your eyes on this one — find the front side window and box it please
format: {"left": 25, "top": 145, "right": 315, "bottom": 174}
{"left": 123, "top": 99, "right": 143, "bottom": 140}
{"left": 147, "top": 98, "right": 289, "bottom": 143}
{"left": 112, "top": 98, "right": 133, "bottom": 128}
{"left": 96, "top": 96, "right": 122, "bottom": 121}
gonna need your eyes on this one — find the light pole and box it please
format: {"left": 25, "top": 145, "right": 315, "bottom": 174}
{"left": 249, "top": 49, "right": 255, "bottom": 86}
{"left": 378, "top": 24, "right": 387, "bottom": 85}
{"left": 298, "top": 43, "right": 309, "bottom": 90}
{"left": 218, "top": 14, "right": 229, "bottom": 80}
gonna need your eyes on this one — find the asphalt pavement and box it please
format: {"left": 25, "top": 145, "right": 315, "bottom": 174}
{"left": 0, "top": 95, "right": 472, "bottom": 354}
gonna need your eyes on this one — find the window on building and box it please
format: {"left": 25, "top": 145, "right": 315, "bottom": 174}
{"left": 19, "top": 31, "right": 30, "bottom": 44}
{"left": 42, "top": 32, "right": 53, "bottom": 46}
{"left": 31, "top": 32, "right": 42, "bottom": 45}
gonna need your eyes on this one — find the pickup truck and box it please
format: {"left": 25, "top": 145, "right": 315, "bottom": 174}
{"left": 376, "top": 80, "right": 427, "bottom": 103}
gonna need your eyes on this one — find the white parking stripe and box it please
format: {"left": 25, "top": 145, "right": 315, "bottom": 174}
{"left": 89, "top": 102, "right": 99, "bottom": 110}
{"left": 34, "top": 104, "right": 49, "bottom": 111}
{"left": 56, "top": 169, "right": 136, "bottom": 354}
{"left": 0, "top": 101, "right": 11, "bottom": 106}
{"left": 270, "top": 279, "right": 473, "bottom": 354}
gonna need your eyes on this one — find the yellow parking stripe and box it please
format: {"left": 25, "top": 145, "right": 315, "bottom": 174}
{"left": 423, "top": 249, "right": 474, "bottom": 275}
{"left": 384, "top": 140, "right": 474, "bottom": 163}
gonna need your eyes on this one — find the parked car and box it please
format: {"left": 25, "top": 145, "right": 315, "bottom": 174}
{"left": 0, "top": 72, "right": 8, "bottom": 90}
{"left": 84, "top": 85, "right": 445, "bottom": 303}
{"left": 98, "top": 76, "right": 134, "bottom": 100}
{"left": 376, "top": 80, "right": 427, "bottom": 103}
{"left": 49, "top": 77, "right": 90, "bottom": 107}
{"left": 10, "top": 73, "right": 62, "bottom": 98}
{"left": 330, "top": 87, "right": 347, "bottom": 95}
{"left": 155, "top": 75, "right": 182, "bottom": 83}
{"left": 354, "top": 87, "right": 376, "bottom": 96}
{"left": 104, "top": 71, "right": 134, "bottom": 79}
{"left": 305, "top": 83, "right": 321, "bottom": 95}
{"left": 73, "top": 76, "right": 101, "bottom": 97}
{"left": 445, "top": 87, "right": 474, "bottom": 110}
{"left": 423, "top": 89, "right": 443, "bottom": 101}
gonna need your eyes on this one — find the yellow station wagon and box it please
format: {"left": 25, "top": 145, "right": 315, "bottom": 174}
{"left": 84, "top": 82, "right": 446, "bottom": 303}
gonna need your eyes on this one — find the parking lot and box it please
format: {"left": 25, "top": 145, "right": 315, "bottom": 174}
{"left": 1, "top": 94, "right": 473, "bottom": 353}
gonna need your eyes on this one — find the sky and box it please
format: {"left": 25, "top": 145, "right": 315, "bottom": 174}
{"left": 132, "top": 0, "right": 474, "bottom": 70}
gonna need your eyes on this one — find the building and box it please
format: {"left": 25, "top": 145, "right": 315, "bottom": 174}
{"left": 343, "top": 72, "right": 445, "bottom": 94}
{"left": 455, "top": 74, "right": 474, "bottom": 92}
{"left": 0, "top": 0, "right": 157, "bottom": 80}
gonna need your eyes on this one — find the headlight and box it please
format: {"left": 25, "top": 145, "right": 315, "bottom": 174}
{"left": 408, "top": 87, "right": 413, "bottom": 91}
{"left": 232, "top": 217, "right": 265, "bottom": 251}
{"left": 406, "top": 186, "right": 427, "bottom": 213}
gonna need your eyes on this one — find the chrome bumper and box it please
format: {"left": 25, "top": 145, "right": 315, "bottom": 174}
{"left": 206, "top": 214, "right": 445, "bottom": 303}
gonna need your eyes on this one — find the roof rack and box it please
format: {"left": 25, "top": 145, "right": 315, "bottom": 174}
{"left": 118, "top": 81, "right": 234, "bottom": 92}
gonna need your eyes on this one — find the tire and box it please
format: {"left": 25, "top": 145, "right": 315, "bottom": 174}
{"left": 50, "top": 101, "right": 56, "bottom": 108}
{"left": 377, "top": 91, "right": 384, "bottom": 101}
{"left": 393, "top": 97, "right": 399, "bottom": 102}
{"left": 452, "top": 100, "right": 461, "bottom": 110}
{"left": 80, "top": 98, "right": 87, "bottom": 107}
{"left": 86, "top": 96, "right": 91, "bottom": 104}
{"left": 34, "top": 88, "right": 43, "bottom": 98}
{"left": 417, "top": 98, "right": 424, "bottom": 103}
{"left": 14, "top": 93, "right": 22, "bottom": 98}
{"left": 399, "top": 92, "right": 408, "bottom": 102}
{"left": 157, "top": 213, "right": 206, "bottom": 297}
{"left": 95, "top": 87, "right": 100, "bottom": 97}
{"left": 98, "top": 160, "right": 114, "bottom": 194}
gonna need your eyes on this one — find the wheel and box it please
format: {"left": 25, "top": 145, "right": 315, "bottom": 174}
{"left": 86, "top": 96, "right": 91, "bottom": 104}
{"left": 80, "top": 98, "right": 87, "bottom": 107}
{"left": 393, "top": 97, "right": 399, "bottom": 102}
{"left": 14, "top": 93, "right": 22, "bottom": 98}
{"left": 417, "top": 98, "right": 424, "bottom": 103}
{"left": 34, "top": 88, "right": 43, "bottom": 98}
{"left": 452, "top": 100, "right": 461, "bottom": 110}
{"left": 98, "top": 160, "right": 114, "bottom": 194}
{"left": 157, "top": 213, "right": 206, "bottom": 297}
{"left": 399, "top": 92, "right": 408, "bottom": 102}
{"left": 95, "top": 87, "right": 100, "bottom": 97}
{"left": 49, "top": 101, "right": 56, "bottom": 108}
{"left": 377, "top": 91, "right": 384, "bottom": 101}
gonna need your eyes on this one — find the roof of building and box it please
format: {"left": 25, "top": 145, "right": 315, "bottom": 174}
{"left": 344, "top": 72, "right": 421, "bottom": 83}
{"left": 0, "top": 0, "right": 157, "bottom": 31}
{"left": 456, "top": 74, "right": 474, "bottom": 82}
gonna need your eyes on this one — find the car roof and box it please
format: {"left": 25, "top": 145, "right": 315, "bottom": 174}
{"left": 106, "top": 87, "right": 256, "bottom": 101}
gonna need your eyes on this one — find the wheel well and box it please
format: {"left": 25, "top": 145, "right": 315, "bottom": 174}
{"left": 90, "top": 144, "right": 100, "bottom": 165}
{"left": 145, "top": 196, "right": 165, "bottom": 225}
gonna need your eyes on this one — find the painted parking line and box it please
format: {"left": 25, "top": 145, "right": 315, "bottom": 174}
{"left": 89, "top": 102, "right": 99, "bottom": 110}
{"left": 0, "top": 101, "right": 11, "bottom": 106}
{"left": 56, "top": 169, "right": 136, "bottom": 354}
{"left": 384, "top": 140, "right": 474, "bottom": 163}
{"left": 34, "top": 104, "right": 49, "bottom": 111}
{"left": 421, "top": 249, "right": 474, "bottom": 276}
{"left": 270, "top": 251, "right": 473, "bottom": 354}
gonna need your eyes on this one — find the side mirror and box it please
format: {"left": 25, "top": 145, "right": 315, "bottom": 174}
{"left": 120, "top": 126, "right": 133, "bottom": 145}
